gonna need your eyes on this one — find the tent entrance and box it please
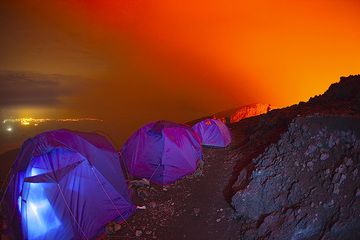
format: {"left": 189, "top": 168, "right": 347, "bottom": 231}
{"left": 20, "top": 148, "right": 82, "bottom": 240}
{"left": 21, "top": 181, "right": 61, "bottom": 239}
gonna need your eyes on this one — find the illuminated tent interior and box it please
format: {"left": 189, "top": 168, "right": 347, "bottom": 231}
{"left": 3, "top": 129, "right": 135, "bottom": 240}
{"left": 192, "top": 119, "right": 232, "bottom": 147}
{"left": 120, "top": 121, "right": 202, "bottom": 185}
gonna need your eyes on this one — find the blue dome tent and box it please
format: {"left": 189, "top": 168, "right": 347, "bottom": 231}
{"left": 120, "top": 121, "right": 202, "bottom": 185}
{"left": 2, "top": 129, "right": 135, "bottom": 240}
{"left": 192, "top": 119, "right": 231, "bottom": 147}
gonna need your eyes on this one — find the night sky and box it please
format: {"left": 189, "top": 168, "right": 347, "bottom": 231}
{"left": 1, "top": 0, "right": 360, "bottom": 149}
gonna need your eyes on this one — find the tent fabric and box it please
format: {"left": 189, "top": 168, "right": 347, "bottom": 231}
{"left": 192, "top": 119, "right": 231, "bottom": 147}
{"left": 120, "top": 121, "right": 202, "bottom": 185}
{"left": 2, "top": 129, "right": 135, "bottom": 240}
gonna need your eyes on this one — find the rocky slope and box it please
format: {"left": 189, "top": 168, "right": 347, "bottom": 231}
{"left": 228, "top": 75, "right": 360, "bottom": 239}
{"left": 226, "top": 75, "right": 360, "bottom": 200}
{"left": 232, "top": 115, "right": 360, "bottom": 239}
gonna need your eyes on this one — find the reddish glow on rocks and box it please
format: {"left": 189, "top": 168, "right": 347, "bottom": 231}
{"left": 213, "top": 104, "right": 273, "bottom": 123}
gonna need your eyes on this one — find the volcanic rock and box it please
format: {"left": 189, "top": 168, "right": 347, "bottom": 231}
{"left": 232, "top": 115, "right": 360, "bottom": 239}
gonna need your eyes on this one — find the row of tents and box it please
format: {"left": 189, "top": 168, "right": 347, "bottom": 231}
{"left": 1, "top": 118, "right": 231, "bottom": 239}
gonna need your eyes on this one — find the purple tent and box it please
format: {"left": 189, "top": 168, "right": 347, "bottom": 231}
{"left": 2, "top": 129, "right": 135, "bottom": 240}
{"left": 192, "top": 119, "right": 231, "bottom": 147}
{"left": 120, "top": 121, "right": 202, "bottom": 185}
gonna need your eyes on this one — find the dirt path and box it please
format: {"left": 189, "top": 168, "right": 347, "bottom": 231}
{"left": 110, "top": 131, "right": 248, "bottom": 239}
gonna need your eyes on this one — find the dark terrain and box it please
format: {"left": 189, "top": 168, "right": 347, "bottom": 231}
{"left": 1, "top": 75, "right": 360, "bottom": 239}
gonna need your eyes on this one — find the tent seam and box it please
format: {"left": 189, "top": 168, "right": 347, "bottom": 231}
{"left": 57, "top": 183, "right": 88, "bottom": 240}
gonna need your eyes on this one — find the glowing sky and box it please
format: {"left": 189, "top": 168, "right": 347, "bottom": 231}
{"left": 1, "top": 0, "right": 360, "bottom": 145}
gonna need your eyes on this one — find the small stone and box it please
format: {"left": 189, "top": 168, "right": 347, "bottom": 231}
{"left": 305, "top": 145, "right": 317, "bottom": 156}
{"left": 137, "top": 189, "right": 150, "bottom": 199}
{"left": 353, "top": 169, "right": 358, "bottom": 178}
{"left": 307, "top": 161, "right": 314, "bottom": 167}
{"left": 356, "top": 188, "right": 360, "bottom": 197}
{"left": 345, "top": 158, "right": 353, "bottom": 166}
{"left": 338, "top": 164, "right": 346, "bottom": 173}
{"left": 331, "top": 173, "right": 340, "bottom": 183}
{"left": 216, "top": 218, "right": 221, "bottom": 222}
{"left": 145, "top": 230, "right": 152, "bottom": 235}
{"left": 114, "top": 223, "right": 122, "bottom": 232}
{"left": 149, "top": 202, "right": 157, "bottom": 208}
{"left": 326, "top": 199, "right": 335, "bottom": 207}
{"left": 328, "top": 136, "right": 336, "bottom": 148}
{"left": 193, "top": 208, "right": 200, "bottom": 216}
{"left": 336, "top": 174, "right": 347, "bottom": 187}
{"left": 136, "top": 230, "right": 143, "bottom": 237}
{"left": 320, "top": 153, "right": 329, "bottom": 161}
{"left": 105, "top": 223, "right": 115, "bottom": 234}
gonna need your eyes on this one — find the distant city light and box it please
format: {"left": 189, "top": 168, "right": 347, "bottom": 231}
{"left": 6, "top": 127, "right": 12, "bottom": 132}
{"left": 2, "top": 117, "right": 102, "bottom": 126}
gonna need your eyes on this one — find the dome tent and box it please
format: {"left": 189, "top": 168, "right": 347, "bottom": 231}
{"left": 2, "top": 129, "right": 135, "bottom": 240}
{"left": 120, "top": 121, "right": 202, "bottom": 185}
{"left": 192, "top": 119, "right": 231, "bottom": 147}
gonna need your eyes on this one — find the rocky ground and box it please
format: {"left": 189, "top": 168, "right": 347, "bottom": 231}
{"left": 1, "top": 75, "right": 360, "bottom": 239}
{"left": 103, "top": 146, "right": 240, "bottom": 239}
{"left": 232, "top": 115, "right": 360, "bottom": 239}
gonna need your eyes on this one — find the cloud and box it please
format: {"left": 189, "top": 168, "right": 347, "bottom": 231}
{"left": 0, "top": 71, "right": 81, "bottom": 106}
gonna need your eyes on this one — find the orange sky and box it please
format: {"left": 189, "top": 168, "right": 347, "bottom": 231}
{"left": 1, "top": 0, "right": 360, "bottom": 143}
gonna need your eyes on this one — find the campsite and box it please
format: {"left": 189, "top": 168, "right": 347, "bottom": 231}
{"left": 1, "top": 118, "right": 234, "bottom": 239}
{"left": 1, "top": 1, "right": 360, "bottom": 239}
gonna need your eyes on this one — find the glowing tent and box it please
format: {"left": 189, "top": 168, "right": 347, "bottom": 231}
{"left": 2, "top": 129, "right": 135, "bottom": 240}
{"left": 120, "top": 121, "right": 202, "bottom": 185}
{"left": 192, "top": 119, "right": 231, "bottom": 147}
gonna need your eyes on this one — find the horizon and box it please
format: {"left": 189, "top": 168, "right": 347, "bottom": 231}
{"left": 0, "top": 101, "right": 273, "bottom": 154}
{"left": 0, "top": 73, "right": 351, "bottom": 155}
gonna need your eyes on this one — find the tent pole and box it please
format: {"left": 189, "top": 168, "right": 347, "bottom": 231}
{"left": 90, "top": 166, "right": 133, "bottom": 230}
